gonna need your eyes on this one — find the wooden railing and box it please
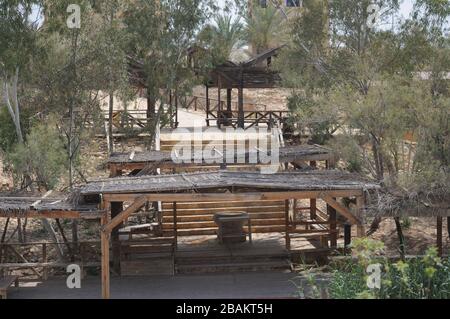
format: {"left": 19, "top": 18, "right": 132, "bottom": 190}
{"left": 0, "top": 242, "right": 101, "bottom": 281}
{"left": 184, "top": 95, "right": 268, "bottom": 113}
{"left": 207, "top": 109, "right": 290, "bottom": 130}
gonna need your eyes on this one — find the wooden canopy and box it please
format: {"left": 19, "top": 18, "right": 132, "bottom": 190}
{"left": 206, "top": 46, "right": 284, "bottom": 89}
{"left": 0, "top": 194, "right": 102, "bottom": 219}
{"left": 81, "top": 170, "right": 379, "bottom": 196}
{"left": 108, "top": 144, "right": 336, "bottom": 174}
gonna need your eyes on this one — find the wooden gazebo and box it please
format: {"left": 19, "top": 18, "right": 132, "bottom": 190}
{"left": 205, "top": 46, "right": 286, "bottom": 129}
{"left": 78, "top": 170, "right": 380, "bottom": 298}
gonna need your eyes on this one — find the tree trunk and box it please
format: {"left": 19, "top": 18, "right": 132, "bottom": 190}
{"left": 2, "top": 68, "right": 24, "bottom": 143}
{"left": 68, "top": 31, "right": 80, "bottom": 251}
{"left": 108, "top": 92, "right": 114, "bottom": 154}
{"left": 147, "top": 92, "right": 156, "bottom": 121}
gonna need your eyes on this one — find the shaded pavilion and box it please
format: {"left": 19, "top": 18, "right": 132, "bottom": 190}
{"left": 78, "top": 170, "right": 380, "bottom": 298}
{"left": 205, "top": 46, "right": 286, "bottom": 129}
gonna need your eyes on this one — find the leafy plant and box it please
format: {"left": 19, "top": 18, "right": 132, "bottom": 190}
{"left": 328, "top": 239, "right": 450, "bottom": 299}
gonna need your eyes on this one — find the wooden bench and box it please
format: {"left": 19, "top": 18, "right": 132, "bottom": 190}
{"left": 0, "top": 275, "right": 19, "bottom": 299}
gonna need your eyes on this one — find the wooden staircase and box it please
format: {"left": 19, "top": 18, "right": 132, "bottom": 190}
{"left": 175, "top": 248, "right": 292, "bottom": 274}
{"left": 161, "top": 200, "right": 287, "bottom": 237}
{"left": 120, "top": 237, "right": 176, "bottom": 276}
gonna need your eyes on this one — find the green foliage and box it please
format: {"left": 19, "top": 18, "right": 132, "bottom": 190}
{"left": 244, "top": 5, "right": 287, "bottom": 54}
{"left": 6, "top": 120, "right": 68, "bottom": 190}
{"left": 287, "top": 90, "right": 340, "bottom": 145}
{"left": 0, "top": 107, "right": 19, "bottom": 152}
{"left": 328, "top": 239, "right": 450, "bottom": 299}
{"left": 0, "top": 106, "right": 32, "bottom": 152}
{"left": 198, "top": 14, "right": 245, "bottom": 63}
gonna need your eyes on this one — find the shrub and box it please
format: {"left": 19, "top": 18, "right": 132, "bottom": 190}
{"left": 328, "top": 239, "right": 450, "bottom": 299}
{"left": 5, "top": 119, "right": 68, "bottom": 190}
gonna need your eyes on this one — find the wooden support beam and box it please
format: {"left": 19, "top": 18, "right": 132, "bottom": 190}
{"left": 344, "top": 224, "right": 352, "bottom": 254}
{"left": 173, "top": 202, "right": 178, "bottom": 251}
{"left": 285, "top": 199, "right": 291, "bottom": 250}
{"left": 320, "top": 194, "right": 360, "bottom": 225}
{"left": 237, "top": 85, "right": 244, "bottom": 129}
{"left": 102, "top": 190, "right": 365, "bottom": 203}
{"left": 111, "top": 202, "right": 123, "bottom": 275}
{"left": 437, "top": 217, "right": 443, "bottom": 258}
{"left": 356, "top": 196, "right": 366, "bottom": 237}
{"left": 0, "top": 211, "right": 91, "bottom": 219}
{"left": 328, "top": 202, "right": 338, "bottom": 249}
{"left": 42, "top": 243, "right": 48, "bottom": 280}
{"left": 101, "top": 215, "right": 110, "bottom": 300}
{"left": 103, "top": 196, "right": 147, "bottom": 234}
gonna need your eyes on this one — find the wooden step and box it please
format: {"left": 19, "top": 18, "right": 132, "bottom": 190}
{"left": 162, "top": 206, "right": 284, "bottom": 215}
{"left": 162, "top": 218, "right": 285, "bottom": 230}
{"left": 162, "top": 201, "right": 284, "bottom": 210}
{"left": 163, "top": 212, "right": 285, "bottom": 223}
{"left": 164, "top": 225, "right": 287, "bottom": 237}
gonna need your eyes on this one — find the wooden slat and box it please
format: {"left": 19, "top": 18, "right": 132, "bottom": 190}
{"left": 103, "top": 190, "right": 364, "bottom": 203}
{"left": 162, "top": 206, "right": 285, "bottom": 215}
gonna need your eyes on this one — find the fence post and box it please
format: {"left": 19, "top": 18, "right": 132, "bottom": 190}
{"left": 42, "top": 243, "right": 48, "bottom": 280}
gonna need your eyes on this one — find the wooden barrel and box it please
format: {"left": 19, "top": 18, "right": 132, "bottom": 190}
{"left": 214, "top": 212, "right": 248, "bottom": 244}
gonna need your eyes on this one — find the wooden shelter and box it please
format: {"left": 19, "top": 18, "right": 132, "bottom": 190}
{"left": 77, "top": 170, "right": 380, "bottom": 299}
{"left": 205, "top": 46, "right": 285, "bottom": 129}
{"left": 108, "top": 144, "right": 337, "bottom": 177}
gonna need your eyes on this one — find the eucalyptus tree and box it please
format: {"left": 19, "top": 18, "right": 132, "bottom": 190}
{"left": 0, "top": 0, "right": 42, "bottom": 145}
{"left": 123, "top": 0, "right": 215, "bottom": 140}
{"left": 282, "top": 0, "right": 449, "bottom": 241}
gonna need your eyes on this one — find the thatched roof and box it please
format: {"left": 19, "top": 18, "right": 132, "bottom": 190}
{"left": 108, "top": 145, "right": 335, "bottom": 165}
{"left": 0, "top": 192, "right": 100, "bottom": 217}
{"left": 80, "top": 170, "right": 380, "bottom": 195}
{"left": 207, "top": 46, "right": 285, "bottom": 89}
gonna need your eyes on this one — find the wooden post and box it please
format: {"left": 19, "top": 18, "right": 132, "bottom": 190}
{"left": 437, "top": 217, "right": 443, "bottom": 258}
{"left": 206, "top": 85, "right": 210, "bottom": 126}
{"left": 101, "top": 213, "right": 110, "bottom": 300}
{"left": 218, "top": 77, "right": 222, "bottom": 129}
{"left": 111, "top": 202, "right": 123, "bottom": 275}
{"left": 173, "top": 202, "right": 178, "bottom": 251}
{"left": 227, "top": 88, "right": 232, "bottom": 112}
{"left": 42, "top": 243, "right": 48, "bottom": 280}
{"left": 328, "top": 201, "right": 338, "bottom": 249}
{"left": 344, "top": 224, "right": 352, "bottom": 254}
{"left": 448, "top": 217, "right": 450, "bottom": 240}
{"left": 356, "top": 196, "right": 366, "bottom": 238}
{"left": 310, "top": 161, "right": 317, "bottom": 220}
{"left": 238, "top": 87, "right": 244, "bottom": 129}
{"left": 285, "top": 199, "right": 291, "bottom": 250}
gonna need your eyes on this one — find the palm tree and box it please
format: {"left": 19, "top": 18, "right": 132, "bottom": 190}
{"left": 199, "top": 14, "right": 246, "bottom": 63}
{"left": 244, "top": 5, "right": 287, "bottom": 55}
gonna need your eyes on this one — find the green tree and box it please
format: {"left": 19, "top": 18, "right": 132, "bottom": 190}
{"left": 198, "top": 14, "right": 245, "bottom": 63}
{"left": 244, "top": 4, "right": 287, "bottom": 55}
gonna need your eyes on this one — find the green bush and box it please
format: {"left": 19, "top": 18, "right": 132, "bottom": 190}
{"left": 328, "top": 239, "right": 450, "bottom": 299}
{"left": 6, "top": 119, "right": 68, "bottom": 189}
